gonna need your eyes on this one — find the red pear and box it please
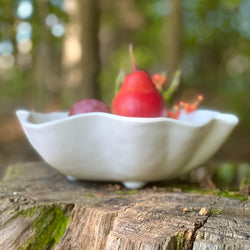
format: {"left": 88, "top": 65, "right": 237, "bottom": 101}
{"left": 112, "top": 45, "right": 166, "bottom": 118}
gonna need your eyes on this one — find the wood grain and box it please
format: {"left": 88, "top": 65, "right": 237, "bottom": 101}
{"left": 0, "top": 162, "right": 249, "bottom": 249}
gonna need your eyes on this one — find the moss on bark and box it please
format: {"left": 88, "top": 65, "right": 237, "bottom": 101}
{"left": 20, "top": 204, "right": 72, "bottom": 250}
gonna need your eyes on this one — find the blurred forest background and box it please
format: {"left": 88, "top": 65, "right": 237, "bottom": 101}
{"left": 0, "top": 0, "right": 249, "bottom": 183}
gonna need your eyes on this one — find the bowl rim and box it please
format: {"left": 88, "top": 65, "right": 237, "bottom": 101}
{"left": 16, "top": 109, "right": 239, "bottom": 129}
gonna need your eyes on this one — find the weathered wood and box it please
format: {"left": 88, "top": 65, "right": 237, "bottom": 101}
{"left": 0, "top": 162, "right": 249, "bottom": 249}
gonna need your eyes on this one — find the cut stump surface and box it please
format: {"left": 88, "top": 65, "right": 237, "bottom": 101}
{"left": 0, "top": 162, "right": 249, "bottom": 249}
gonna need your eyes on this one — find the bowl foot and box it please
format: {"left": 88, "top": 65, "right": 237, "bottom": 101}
{"left": 123, "top": 181, "right": 146, "bottom": 189}
{"left": 66, "top": 175, "right": 78, "bottom": 181}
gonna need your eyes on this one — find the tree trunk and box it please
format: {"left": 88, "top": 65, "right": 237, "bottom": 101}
{"left": 79, "top": 0, "right": 101, "bottom": 99}
{"left": 164, "top": 0, "right": 182, "bottom": 80}
{"left": 62, "top": 0, "right": 101, "bottom": 101}
{"left": 29, "top": 0, "right": 62, "bottom": 106}
{"left": 0, "top": 162, "right": 249, "bottom": 249}
{"left": 62, "top": 0, "right": 101, "bottom": 102}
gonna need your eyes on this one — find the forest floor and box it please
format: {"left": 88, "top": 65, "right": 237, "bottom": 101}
{"left": 0, "top": 100, "right": 62, "bottom": 173}
{"left": 0, "top": 115, "right": 39, "bottom": 177}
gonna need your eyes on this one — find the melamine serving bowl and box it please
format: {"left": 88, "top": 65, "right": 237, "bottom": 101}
{"left": 16, "top": 109, "right": 238, "bottom": 189}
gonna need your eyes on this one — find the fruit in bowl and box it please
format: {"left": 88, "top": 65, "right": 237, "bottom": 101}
{"left": 68, "top": 44, "right": 202, "bottom": 120}
{"left": 69, "top": 99, "right": 111, "bottom": 116}
{"left": 111, "top": 44, "right": 166, "bottom": 118}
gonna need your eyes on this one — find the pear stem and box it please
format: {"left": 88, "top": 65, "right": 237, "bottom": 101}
{"left": 129, "top": 43, "right": 138, "bottom": 72}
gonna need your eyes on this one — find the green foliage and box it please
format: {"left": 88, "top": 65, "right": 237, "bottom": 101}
{"left": 115, "top": 190, "right": 138, "bottom": 195}
{"left": 31, "top": 0, "right": 68, "bottom": 48}
{"left": 214, "top": 163, "right": 237, "bottom": 186}
{"left": 0, "top": 67, "right": 29, "bottom": 97}
{"left": 216, "top": 189, "right": 249, "bottom": 202}
{"left": 180, "top": 186, "right": 249, "bottom": 202}
{"left": 175, "top": 231, "right": 185, "bottom": 250}
{"left": 0, "top": 0, "right": 16, "bottom": 39}
{"left": 240, "top": 174, "right": 250, "bottom": 189}
{"left": 212, "top": 209, "right": 222, "bottom": 215}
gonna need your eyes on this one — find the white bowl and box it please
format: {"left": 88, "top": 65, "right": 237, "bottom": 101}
{"left": 16, "top": 109, "right": 238, "bottom": 189}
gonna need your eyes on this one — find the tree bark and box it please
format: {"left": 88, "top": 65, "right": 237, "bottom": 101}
{"left": 79, "top": 0, "right": 101, "bottom": 99}
{"left": 164, "top": 0, "right": 182, "bottom": 80}
{"left": 0, "top": 162, "right": 249, "bottom": 249}
{"left": 29, "top": 0, "right": 62, "bottom": 104}
{"left": 62, "top": 0, "right": 101, "bottom": 101}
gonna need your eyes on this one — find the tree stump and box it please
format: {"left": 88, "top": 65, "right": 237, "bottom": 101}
{"left": 0, "top": 162, "right": 249, "bottom": 249}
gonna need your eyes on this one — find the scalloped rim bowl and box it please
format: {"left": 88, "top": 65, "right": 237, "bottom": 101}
{"left": 16, "top": 109, "right": 238, "bottom": 189}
